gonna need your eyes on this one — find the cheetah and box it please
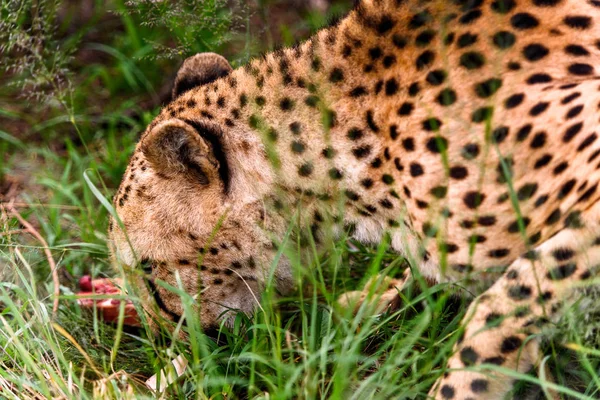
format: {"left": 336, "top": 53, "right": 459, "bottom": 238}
{"left": 98, "top": 0, "right": 600, "bottom": 398}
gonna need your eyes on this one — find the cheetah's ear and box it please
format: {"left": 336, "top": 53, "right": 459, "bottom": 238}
{"left": 172, "top": 53, "right": 233, "bottom": 98}
{"left": 141, "top": 119, "right": 221, "bottom": 186}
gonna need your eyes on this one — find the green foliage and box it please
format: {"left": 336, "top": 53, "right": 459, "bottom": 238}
{"left": 1, "top": 0, "right": 77, "bottom": 103}
{"left": 120, "top": 0, "right": 241, "bottom": 59}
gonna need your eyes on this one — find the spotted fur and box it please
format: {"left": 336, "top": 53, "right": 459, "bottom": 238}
{"left": 110, "top": 1, "right": 600, "bottom": 398}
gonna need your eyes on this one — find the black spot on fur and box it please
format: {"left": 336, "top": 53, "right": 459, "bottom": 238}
{"left": 426, "top": 69, "right": 447, "bottom": 85}
{"left": 329, "top": 168, "right": 343, "bottom": 180}
{"left": 493, "top": 31, "right": 516, "bottom": 49}
{"left": 545, "top": 208, "right": 562, "bottom": 225}
{"left": 402, "top": 137, "right": 415, "bottom": 151}
{"left": 426, "top": 137, "right": 449, "bottom": 153}
{"left": 507, "top": 217, "right": 531, "bottom": 233}
{"left": 523, "top": 44, "right": 549, "bottom": 61}
{"left": 483, "top": 356, "right": 506, "bottom": 365}
{"left": 347, "top": 128, "right": 364, "bottom": 140}
{"left": 491, "top": 0, "right": 516, "bottom": 13}
{"left": 352, "top": 145, "right": 371, "bottom": 159}
{"left": 578, "top": 183, "right": 598, "bottom": 202}
{"left": 517, "top": 183, "right": 538, "bottom": 200}
{"left": 430, "top": 186, "right": 447, "bottom": 198}
{"left": 532, "top": 0, "right": 562, "bottom": 6}
{"left": 460, "top": 347, "right": 479, "bottom": 366}
{"left": 392, "top": 34, "right": 408, "bottom": 49}
{"left": 305, "top": 95, "right": 319, "bottom": 108}
{"left": 547, "top": 263, "right": 577, "bottom": 280}
{"left": 376, "top": 14, "right": 396, "bottom": 34}
{"left": 563, "top": 122, "right": 583, "bottom": 142}
{"left": 437, "top": 88, "right": 457, "bottom": 106}
{"left": 489, "top": 248, "right": 510, "bottom": 258}
{"left": 471, "top": 379, "right": 489, "bottom": 393}
{"left": 507, "top": 286, "right": 531, "bottom": 300}
{"left": 385, "top": 79, "right": 399, "bottom": 95}
{"left": 558, "top": 179, "right": 576, "bottom": 199}
{"left": 416, "top": 50, "right": 435, "bottom": 70}
{"left": 389, "top": 125, "right": 399, "bottom": 140}
{"left": 368, "top": 47, "right": 382, "bottom": 60}
{"left": 398, "top": 102, "right": 414, "bottom": 116}
{"left": 379, "top": 198, "right": 394, "bottom": 209}
{"left": 457, "top": 33, "right": 478, "bottom": 48}
{"left": 460, "top": 9, "right": 482, "bottom": 24}
{"left": 408, "top": 82, "right": 421, "bottom": 96}
{"left": 383, "top": 55, "right": 397, "bottom": 68}
{"left": 506, "top": 270, "right": 519, "bottom": 280}
{"left": 564, "top": 15, "right": 592, "bottom": 30}
{"left": 553, "top": 162, "right": 569, "bottom": 175}
{"left": 422, "top": 118, "right": 442, "bottom": 131}
{"left": 291, "top": 141, "right": 306, "bottom": 154}
{"left": 534, "top": 154, "right": 552, "bottom": 169}
{"left": 440, "top": 385, "right": 455, "bottom": 399}
{"left": 516, "top": 124, "right": 532, "bottom": 141}
{"left": 462, "top": 143, "right": 480, "bottom": 159}
{"left": 475, "top": 78, "right": 502, "bottom": 98}
{"left": 350, "top": 86, "right": 368, "bottom": 97}
{"left": 464, "top": 191, "right": 485, "bottom": 208}
{"left": 290, "top": 122, "right": 302, "bottom": 135}
{"left": 409, "top": 11, "right": 432, "bottom": 30}
{"left": 566, "top": 104, "right": 584, "bottom": 119}
{"left": 527, "top": 73, "right": 553, "bottom": 84}
{"left": 568, "top": 63, "right": 594, "bottom": 75}
{"left": 329, "top": 68, "right": 344, "bottom": 83}
{"left": 416, "top": 30, "right": 436, "bottom": 47}
{"left": 529, "top": 101, "right": 550, "bottom": 116}
{"left": 478, "top": 215, "right": 497, "bottom": 226}
{"left": 565, "top": 44, "right": 590, "bottom": 56}
{"left": 511, "top": 13, "right": 539, "bottom": 30}
{"left": 471, "top": 106, "right": 493, "bottom": 123}
{"left": 508, "top": 61, "right": 522, "bottom": 70}
{"left": 410, "top": 162, "right": 425, "bottom": 177}
{"left": 460, "top": 51, "right": 486, "bottom": 69}
{"left": 449, "top": 166, "right": 468, "bottom": 179}
{"left": 279, "top": 97, "right": 295, "bottom": 111}
{"left": 361, "top": 178, "right": 373, "bottom": 188}
{"left": 298, "top": 163, "right": 314, "bottom": 177}
{"left": 552, "top": 247, "right": 575, "bottom": 261}
{"left": 366, "top": 110, "right": 380, "bottom": 132}
{"left": 530, "top": 132, "right": 547, "bottom": 148}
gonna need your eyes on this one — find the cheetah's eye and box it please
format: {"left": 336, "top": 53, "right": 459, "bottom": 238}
{"left": 140, "top": 258, "right": 152, "bottom": 273}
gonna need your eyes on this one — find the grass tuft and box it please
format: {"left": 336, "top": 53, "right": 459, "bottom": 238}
{"left": 1, "top": 0, "right": 599, "bottom": 399}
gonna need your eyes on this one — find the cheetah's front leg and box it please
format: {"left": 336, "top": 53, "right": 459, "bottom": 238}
{"left": 430, "top": 218, "right": 600, "bottom": 400}
{"left": 337, "top": 269, "right": 412, "bottom": 314}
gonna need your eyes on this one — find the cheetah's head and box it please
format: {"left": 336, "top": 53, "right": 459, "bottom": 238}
{"left": 108, "top": 54, "right": 294, "bottom": 330}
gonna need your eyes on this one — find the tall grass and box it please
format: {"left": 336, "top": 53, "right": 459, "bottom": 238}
{"left": 1, "top": 0, "right": 599, "bottom": 399}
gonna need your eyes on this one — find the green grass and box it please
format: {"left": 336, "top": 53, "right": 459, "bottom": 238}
{"left": 1, "top": 0, "right": 600, "bottom": 398}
